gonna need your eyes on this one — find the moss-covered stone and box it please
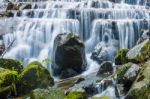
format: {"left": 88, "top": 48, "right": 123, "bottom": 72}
{"left": 116, "top": 63, "right": 133, "bottom": 84}
{"left": 125, "top": 61, "right": 150, "bottom": 99}
{"left": 92, "top": 96, "right": 111, "bottom": 99}
{"left": 0, "top": 58, "right": 23, "bottom": 73}
{"left": 17, "top": 61, "right": 54, "bottom": 95}
{"left": 0, "top": 68, "right": 18, "bottom": 98}
{"left": 115, "top": 49, "right": 129, "bottom": 65}
{"left": 64, "top": 89, "right": 87, "bottom": 99}
{"left": 127, "top": 39, "right": 150, "bottom": 63}
{"left": 29, "top": 88, "right": 65, "bottom": 99}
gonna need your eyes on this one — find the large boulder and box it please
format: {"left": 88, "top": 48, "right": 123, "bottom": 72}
{"left": 97, "top": 61, "right": 114, "bottom": 77}
{"left": 127, "top": 39, "right": 150, "bottom": 63}
{"left": 91, "top": 40, "right": 118, "bottom": 64}
{"left": 52, "top": 33, "right": 87, "bottom": 79}
{"left": 17, "top": 61, "right": 54, "bottom": 95}
{"left": 6, "top": 2, "right": 21, "bottom": 10}
{"left": 125, "top": 61, "right": 150, "bottom": 99}
{"left": 115, "top": 49, "right": 129, "bottom": 65}
{"left": 0, "top": 58, "right": 23, "bottom": 73}
{"left": 0, "top": 68, "right": 18, "bottom": 98}
{"left": 136, "top": 30, "right": 150, "bottom": 44}
{"left": 115, "top": 63, "right": 139, "bottom": 94}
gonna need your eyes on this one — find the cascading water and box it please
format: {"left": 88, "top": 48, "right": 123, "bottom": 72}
{"left": 0, "top": 0, "right": 150, "bottom": 98}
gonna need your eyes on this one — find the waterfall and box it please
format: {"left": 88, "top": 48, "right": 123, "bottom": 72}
{"left": 0, "top": 0, "right": 150, "bottom": 98}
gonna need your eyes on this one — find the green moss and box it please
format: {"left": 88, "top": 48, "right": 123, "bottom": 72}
{"left": 116, "top": 63, "right": 132, "bottom": 84}
{"left": 64, "top": 91, "right": 87, "bottom": 99}
{"left": 92, "top": 96, "right": 111, "bottom": 99}
{"left": 30, "top": 88, "right": 65, "bottom": 99}
{"left": 17, "top": 61, "right": 54, "bottom": 95}
{"left": 115, "top": 49, "right": 129, "bottom": 65}
{"left": 0, "top": 68, "right": 18, "bottom": 98}
{"left": 0, "top": 58, "right": 23, "bottom": 73}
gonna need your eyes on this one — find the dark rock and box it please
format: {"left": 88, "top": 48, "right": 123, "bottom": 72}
{"left": 6, "top": 2, "right": 21, "bottom": 10}
{"left": 52, "top": 33, "right": 87, "bottom": 79}
{"left": 0, "top": 58, "right": 23, "bottom": 73}
{"left": 91, "top": 40, "right": 118, "bottom": 64}
{"left": 17, "top": 61, "right": 54, "bottom": 95}
{"left": 136, "top": 30, "right": 150, "bottom": 44}
{"left": 0, "top": 37, "right": 5, "bottom": 56}
{"left": 97, "top": 61, "right": 114, "bottom": 77}
{"left": 115, "top": 49, "right": 129, "bottom": 65}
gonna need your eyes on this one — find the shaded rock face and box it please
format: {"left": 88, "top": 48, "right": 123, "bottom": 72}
{"left": 136, "top": 30, "right": 150, "bottom": 44}
{"left": 0, "top": 36, "right": 5, "bottom": 56}
{"left": 116, "top": 63, "right": 139, "bottom": 94}
{"left": 17, "top": 61, "right": 54, "bottom": 95}
{"left": 127, "top": 39, "right": 150, "bottom": 63}
{"left": 52, "top": 33, "right": 87, "bottom": 79}
{"left": 91, "top": 40, "right": 118, "bottom": 64}
{"left": 97, "top": 61, "right": 113, "bottom": 77}
{"left": 125, "top": 61, "right": 150, "bottom": 99}
{"left": 6, "top": 2, "right": 21, "bottom": 10}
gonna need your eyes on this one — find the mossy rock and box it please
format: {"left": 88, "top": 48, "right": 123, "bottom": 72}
{"left": 92, "top": 96, "right": 111, "bottom": 99}
{"left": 127, "top": 39, "right": 150, "bottom": 63}
{"left": 115, "top": 49, "right": 129, "bottom": 65}
{"left": 64, "top": 89, "right": 87, "bottom": 99}
{"left": 116, "top": 63, "right": 133, "bottom": 84}
{"left": 17, "top": 61, "right": 54, "bottom": 95}
{"left": 125, "top": 61, "right": 150, "bottom": 99}
{"left": 0, "top": 58, "right": 23, "bottom": 73}
{"left": 0, "top": 68, "right": 18, "bottom": 98}
{"left": 29, "top": 88, "right": 65, "bottom": 99}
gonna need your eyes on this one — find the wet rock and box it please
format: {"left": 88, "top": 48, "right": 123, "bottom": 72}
{"left": 127, "top": 39, "right": 150, "bottom": 63}
{"left": 17, "top": 61, "right": 54, "bottom": 95}
{"left": 136, "top": 30, "right": 150, "bottom": 44}
{"left": 115, "top": 49, "right": 129, "bottom": 65}
{"left": 0, "top": 68, "right": 18, "bottom": 98}
{"left": 21, "top": 4, "right": 32, "bottom": 10}
{"left": 6, "top": 2, "right": 21, "bottom": 10}
{"left": 97, "top": 61, "right": 113, "bottom": 77}
{"left": 116, "top": 63, "right": 139, "bottom": 94}
{"left": 64, "top": 88, "right": 87, "bottom": 99}
{"left": 0, "top": 36, "right": 5, "bottom": 56}
{"left": 29, "top": 88, "right": 65, "bottom": 99}
{"left": 125, "top": 61, "right": 150, "bottom": 99}
{"left": 52, "top": 33, "right": 87, "bottom": 79}
{"left": 0, "top": 58, "right": 23, "bottom": 73}
{"left": 91, "top": 40, "right": 118, "bottom": 64}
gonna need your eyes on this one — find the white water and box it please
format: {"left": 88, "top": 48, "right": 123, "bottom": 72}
{"left": 0, "top": 0, "right": 150, "bottom": 98}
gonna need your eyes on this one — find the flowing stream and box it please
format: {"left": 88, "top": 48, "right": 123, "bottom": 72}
{"left": 0, "top": 0, "right": 150, "bottom": 98}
